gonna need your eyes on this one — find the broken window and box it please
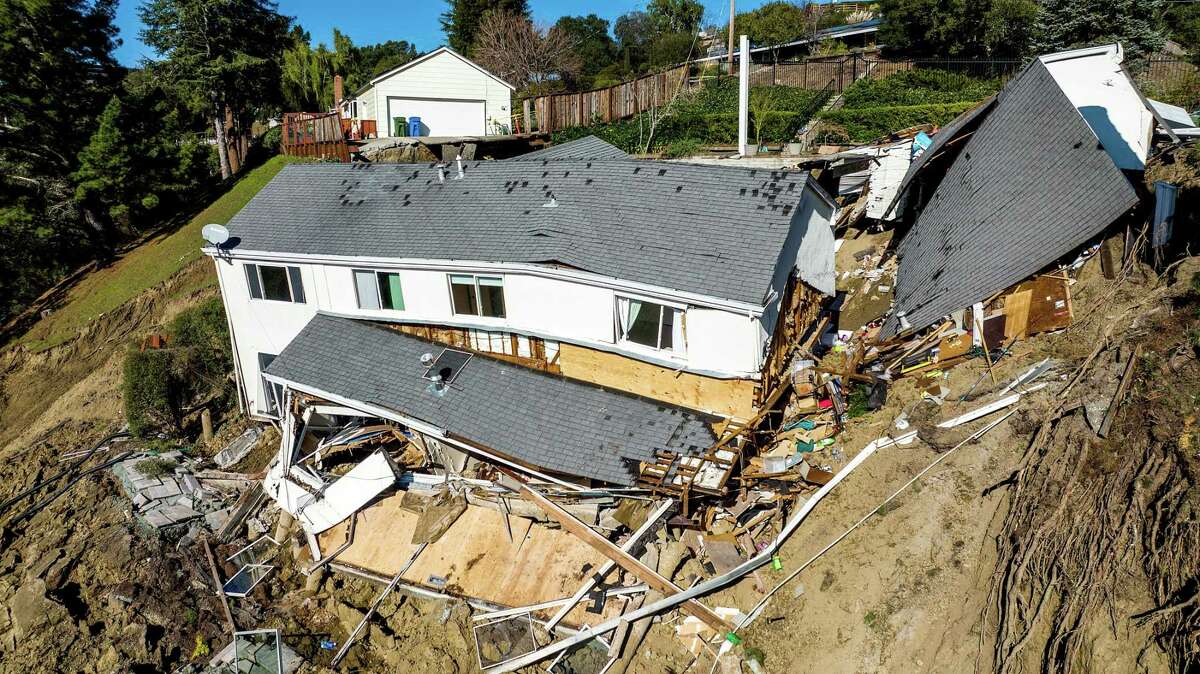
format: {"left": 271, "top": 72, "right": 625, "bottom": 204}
{"left": 223, "top": 536, "right": 278, "bottom": 597}
{"left": 615, "top": 296, "right": 683, "bottom": 352}
{"left": 353, "top": 270, "right": 404, "bottom": 310}
{"left": 245, "top": 263, "right": 305, "bottom": 303}
{"left": 257, "top": 353, "right": 283, "bottom": 416}
{"left": 449, "top": 274, "right": 506, "bottom": 318}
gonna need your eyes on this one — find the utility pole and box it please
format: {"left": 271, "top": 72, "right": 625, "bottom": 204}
{"left": 738, "top": 34, "right": 750, "bottom": 157}
{"left": 727, "top": 0, "right": 735, "bottom": 71}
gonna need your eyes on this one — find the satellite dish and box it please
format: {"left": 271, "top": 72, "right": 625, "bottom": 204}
{"left": 202, "top": 224, "right": 230, "bottom": 246}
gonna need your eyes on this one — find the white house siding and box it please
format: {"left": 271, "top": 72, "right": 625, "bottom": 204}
{"left": 214, "top": 257, "right": 765, "bottom": 418}
{"left": 367, "top": 51, "right": 511, "bottom": 137}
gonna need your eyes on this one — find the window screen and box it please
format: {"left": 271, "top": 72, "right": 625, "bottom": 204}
{"left": 477, "top": 276, "right": 505, "bottom": 318}
{"left": 354, "top": 270, "right": 380, "bottom": 309}
{"left": 450, "top": 274, "right": 479, "bottom": 315}
{"left": 287, "top": 267, "right": 305, "bottom": 303}
{"left": 245, "top": 264, "right": 262, "bottom": 299}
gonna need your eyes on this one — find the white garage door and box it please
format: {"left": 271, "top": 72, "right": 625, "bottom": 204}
{"left": 385, "top": 97, "right": 485, "bottom": 137}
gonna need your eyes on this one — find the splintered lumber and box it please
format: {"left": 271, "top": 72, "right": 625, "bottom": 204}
{"left": 544, "top": 500, "right": 674, "bottom": 632}
{"left": 483, "top": 432, "right": 908, "bottom": 673}
{"left": 509, "top": 479, "right": 733, "bottom": 633}
{"left": 202, "top": 536, "right": 236, "bottom": 634}
{"left": 1098, "top": 344, "right": 1141, "bottom": 438}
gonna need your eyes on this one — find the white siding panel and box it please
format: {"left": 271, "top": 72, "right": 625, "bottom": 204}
{"left": 685, "top": 308, "right": 760, "bottom": 374}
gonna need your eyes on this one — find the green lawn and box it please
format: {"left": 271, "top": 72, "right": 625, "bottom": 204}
{"left": 18, "top": 155, "right": 305, "bottom": 351}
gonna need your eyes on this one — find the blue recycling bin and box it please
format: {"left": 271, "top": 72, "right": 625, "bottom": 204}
{"left": 407, "top": 116, "right": 422, "bottom": 137}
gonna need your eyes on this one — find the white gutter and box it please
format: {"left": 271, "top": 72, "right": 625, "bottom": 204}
{"left": 201, "top": 247, "right": 768, "bottom": 317}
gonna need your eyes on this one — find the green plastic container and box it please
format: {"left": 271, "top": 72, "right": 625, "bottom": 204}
{"left": 393, "top": 116, "right": 407, "bottom": 137}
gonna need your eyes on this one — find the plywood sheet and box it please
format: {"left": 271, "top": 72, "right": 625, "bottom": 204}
{"left": 319, "top": 491, "right": 621, "bottom": 626}
{"left": 1014, "top": 275, "right": 1073, "bottom": 335}
{"left": 1003, "top": 290, "right": 1031, "bottom": 341}
{"left": 557, "top": 343, "right": 756, "bottom": 419}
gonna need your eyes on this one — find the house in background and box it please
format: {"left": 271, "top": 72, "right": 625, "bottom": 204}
{"left": 204, "top": 140, "right": 837, "bottom": 492}
{"left": 340, "top": 46, "right": 514, "bottom": 138}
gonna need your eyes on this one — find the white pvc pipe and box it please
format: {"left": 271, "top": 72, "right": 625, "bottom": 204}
{"left": 738, "top": 35, "right": 750, "bottom": 157}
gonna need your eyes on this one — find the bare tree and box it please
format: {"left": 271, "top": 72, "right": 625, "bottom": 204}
{"left": 473, "top": 11, "right": 581, "bottom": 95}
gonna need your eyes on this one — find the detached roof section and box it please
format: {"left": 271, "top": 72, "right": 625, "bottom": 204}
{"left": 225, "top": 159, "right": 828, "bottom": 306}
{"left": 510, "top": 135, "right": 628, "bottom": 161}
{"left": 882, "top": 57, "right": 1140, "bottom": 337}
{"left": 264, "top": 314, "right": 719, "bottom": 486}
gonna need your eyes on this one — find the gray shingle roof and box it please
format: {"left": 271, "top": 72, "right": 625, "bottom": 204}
{"left": 264, "top": 313, "right": 719, "bottom": 486}
{"left": 885, "top": 95, "right": 997, "bottom": 218}
{"left": 882, "top": 60, "right": 1140, "bottom": 337}
{"left": 509, "top": 135, "right": 628, "bottom": 161}
{"left": 224, "top": 159, "right": 817, "bottom": 305}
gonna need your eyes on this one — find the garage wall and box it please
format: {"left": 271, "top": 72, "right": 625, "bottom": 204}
{"left": 370, "top": 50, "right": 512, "bottom": 137}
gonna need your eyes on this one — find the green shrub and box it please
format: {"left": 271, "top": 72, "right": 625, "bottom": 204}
{"left": 168, "top": 296, "right": 232, "bottom": 382}
{"left": 841, "top": 69, "right": 1002, "bottom": 109}
{"left": 819, "top": 101, "right": 980, "bottom": 143}
{"left": 549, "top": 78, "right": 831, "bottom": 153}
{"left": 663, "top": 138, "right": 704, "bottom": 158}
{"left": 134, "top": 456, "right": 178, "bottom": 478}
{"left": 122, "top": 297, "right": 233, "bottom": 438}
{"left": 124, "top": 348, "right": 178, "bottom": 437}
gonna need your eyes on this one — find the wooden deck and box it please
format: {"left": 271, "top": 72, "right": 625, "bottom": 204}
{"left": 317, "top": 491, "right": 626, "bottom": 627}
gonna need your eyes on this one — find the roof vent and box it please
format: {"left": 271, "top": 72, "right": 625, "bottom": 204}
{"left": 422, "top": 348, "right": 473, "bottom": 396}
{"left": 542, "top": 194, "right": 558, "bottom": 208}
{"left": 454, "top": 156, "right": 465, "bottom": 180}
{"left": 436, "top": 164, "right": 446, "bottom": 184}
{"left": 419, "top": 352, "right": 435, "bottom": 367}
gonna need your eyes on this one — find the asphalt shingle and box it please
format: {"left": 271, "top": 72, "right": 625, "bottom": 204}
{"left": 223, "top": 157, "right": 820, "bottom": 306}
{"left": 882, "top": 60, "right": 1140, "bottom": 336}
{"left": 508, "top": 135, "right": 628, "bottom": 161}
{"left": 264, "top": 313, "right": 719, "bottom": 486}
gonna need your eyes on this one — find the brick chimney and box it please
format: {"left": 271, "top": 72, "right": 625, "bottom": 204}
{"left": 333, "top": 74, "right": 344, "bottom": 107}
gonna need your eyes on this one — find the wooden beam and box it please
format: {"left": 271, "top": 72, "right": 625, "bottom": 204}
{"left": 544, "top": 500, "right": 675, "bottom": 632}
{"left": 1098, "top": 344, "right": 1141, "bottom": 438}
{"left": 508, "top": 477, "right": 733, "bottom": 633}
{"left": 202, "top": 536, "right": 236, "bottom": 635}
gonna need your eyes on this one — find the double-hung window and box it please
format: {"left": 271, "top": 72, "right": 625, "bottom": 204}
{"left": 245, "top": 264, "right": 305, "bottom": 303}
{"left": 615, "top": 296, "right": 683, "bottom": 352}
{"left": 353, "top": 270, "right": 405, "bottom": 310}
{"left": 449, "top": 274, "right": 505, "bottom": 318}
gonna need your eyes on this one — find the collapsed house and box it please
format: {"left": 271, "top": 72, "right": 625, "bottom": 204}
{"left": 202, "top": 136, "right": 840, "bottom": 638}
{"left": 876, "top": 44, "right": 1181, "bottom": 344}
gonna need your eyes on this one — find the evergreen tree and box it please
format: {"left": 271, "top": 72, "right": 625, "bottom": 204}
{"left": 879, "top": 0, "right": 1037, "bottom": 58}
{"left": 139, "top": 0, "right": 291, "bottom": 179}
{"left": 440, "top": 0, "right": 529, "bottom": 55}
{"left": 552, "top": 14, "right": 617, "bottom": 90}
{"left": 1032, "top": 0, "right": 1166, "bottom": 63}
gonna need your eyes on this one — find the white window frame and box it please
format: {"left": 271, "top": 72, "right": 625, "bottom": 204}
{"left": 353, "top": 269, "right": 405, "bottom": 311}
{"left": 448, "top": 273, "right": 506, "bottom": 319}
{"left": 614, "top": 294, "right": 685, "bottom": 354}
{"left": 245, "top": 263, "right": 305, "bottom": 304}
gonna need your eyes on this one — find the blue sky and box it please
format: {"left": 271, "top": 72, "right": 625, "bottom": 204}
{"left": 112, "top": 0, "right": 787, "bottom": 66}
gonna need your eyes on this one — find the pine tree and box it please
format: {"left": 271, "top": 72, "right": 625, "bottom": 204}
{"left": 1032, "top": 0, "right": 1165, "bottom": 63}
{"left": 139, "top": 0, "right": 291, "bottom": 179}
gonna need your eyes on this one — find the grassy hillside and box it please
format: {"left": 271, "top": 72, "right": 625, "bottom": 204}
{"left": 17, "top": 155, "right": 305, "bottom": 352}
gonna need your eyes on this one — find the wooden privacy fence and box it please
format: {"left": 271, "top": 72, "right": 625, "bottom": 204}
{"left": 524, "top": 52, "right": 1198, "bottom": 134}
{"left": 532, "top": 65, "right": 689, "bottom": 133}
{"left": 281, "top": 111, "right": 351, "bottom": 162}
